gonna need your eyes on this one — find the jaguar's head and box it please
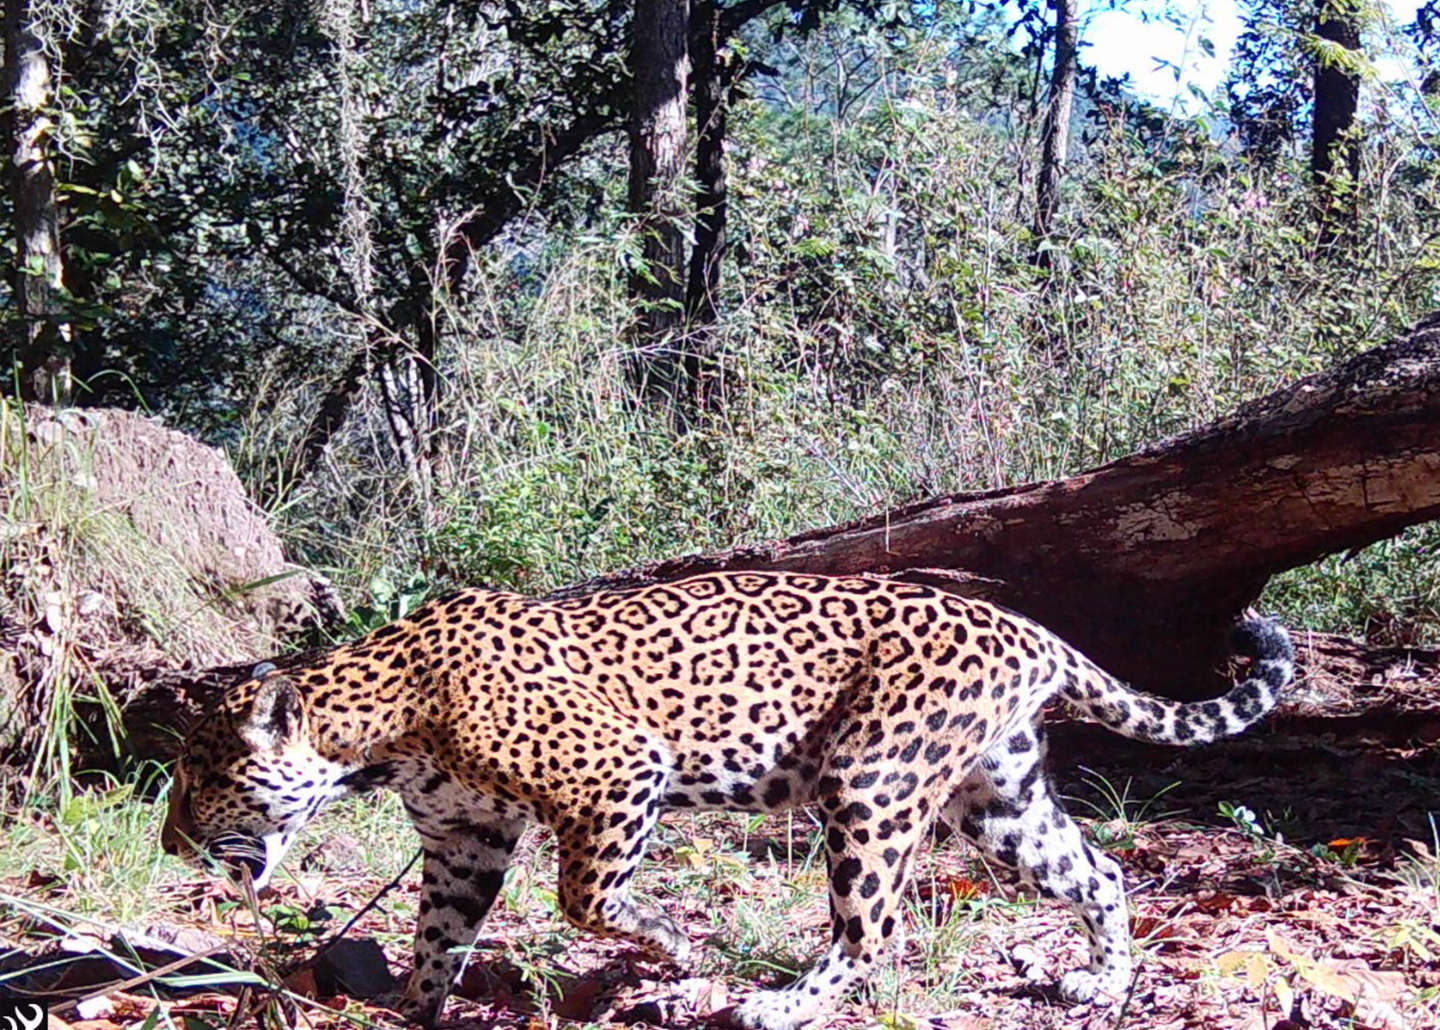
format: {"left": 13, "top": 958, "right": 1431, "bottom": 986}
{"left": 161, "top": 666, "right": 344, "bottom": 890}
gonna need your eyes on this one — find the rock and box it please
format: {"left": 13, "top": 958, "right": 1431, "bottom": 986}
{"left": 311, "top": 938, "right": 395, "bottom": 999}
{"left": 0, "top": 404, "right": 345, "bottom": 768}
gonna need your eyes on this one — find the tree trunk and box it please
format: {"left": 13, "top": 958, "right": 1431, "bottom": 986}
{"left": 686, "top": 1, "right": 726, "bottom": 331}
{"left": 397, "top": 263, "right": 441, "bottom": 487}
{"left": 1032, "top": 0, "right": 1078, "bottom": 272}
{"left": 1312, "top": 0, "right": 1362, "bottom": 246}
{"left": 560, "top": 313, "right": 1440, "bottom": 699}
{"left": 626, "top": 0, "right": 693, "bottom": 415}
{"left": 3, "top": 0, "right": 71, "bottom": 403}
{"left": 681, "top": 0, "right": 729, "bottom": 411}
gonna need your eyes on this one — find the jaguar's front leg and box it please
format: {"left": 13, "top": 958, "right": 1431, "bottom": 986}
{"left": 400, "top": 820, "right": 524, "bottom": 1026}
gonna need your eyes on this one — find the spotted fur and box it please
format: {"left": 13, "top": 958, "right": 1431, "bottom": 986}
{"left": 161, "top": 571, "right": 1293, "bottom": 1030}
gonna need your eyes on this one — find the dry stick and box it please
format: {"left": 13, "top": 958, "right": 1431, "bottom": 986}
{"left": 232, "top": 850, "right": 423, "bottom": 1030}
{"left": 72, "top": 851, "right": 425, "bottom": 1019}
{"left": 314, "top": 848, "right": 424, "bottom": 957}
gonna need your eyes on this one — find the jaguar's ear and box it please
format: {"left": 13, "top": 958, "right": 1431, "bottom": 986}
{"left": 242, "top": 674, "right": 306, "bottom": 752}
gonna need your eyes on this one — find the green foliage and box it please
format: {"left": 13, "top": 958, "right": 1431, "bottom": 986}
{"left": 345, "top": 570, "right": 433, "bottom": 637}
{"left": 1227, "top": 0, "right": 1393, "bottom": 163}
{"left": 259, "top": 901, "right": 337, "bottom": 943}
{"left": 1310, "top": 838, "right": 1366, "bottom": 867}
{"left": 1219, "top": 800, "right": 1281, "bottom": 864}
{"left": 1068, "top": 770, "right": 1182, "bottom": 851}
{"left": 1263, "top": 524, "right": 1440, "bottom": 644}
{"left": 1228, "top": 0, "right": 1322, "bottom": 161}
{"left": 4, "top": 0, "right": 636, "bottom": 425}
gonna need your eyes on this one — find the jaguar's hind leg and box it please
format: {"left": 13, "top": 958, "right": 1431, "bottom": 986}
{"left": 732, "top": 775, "right": 931, "bottom": 1030}
{"left": 941, "top": 721, "right": 1131, "bottom": 1002}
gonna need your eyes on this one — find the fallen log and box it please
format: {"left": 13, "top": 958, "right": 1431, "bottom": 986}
{"left": 558, "top": 312, "right": 1440, "bottom": 697}
{"left": 117, "top": 314, "right": 1440, "bottom": 760}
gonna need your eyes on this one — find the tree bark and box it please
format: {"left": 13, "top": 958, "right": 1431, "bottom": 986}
{"left": 677, "top": 0, "right": 734, "bottom": 414}
{"left": 686, "top": 2, "right": 726, "bottom": 329}
{"left": 1312, "top": 0, "right": 1362, "bottom": 245}
{"left": 558, "top": 313, "right": 1440, "bottom": 699}
{"left": 625, "top": 0, "right": 693, "bottom": 414}
{"left": 1032, "top": 0, "right": 1078, "bottom": 272}
{"left": 3, "top": 0, "right": 71, "bottom": 403}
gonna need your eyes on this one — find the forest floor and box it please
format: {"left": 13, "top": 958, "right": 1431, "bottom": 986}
{"left": 3, "top": 665, "right": 1438, "bottom": 1030}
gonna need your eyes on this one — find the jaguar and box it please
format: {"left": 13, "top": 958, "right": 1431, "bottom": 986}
{"left": 161, "top": 570, "right": 1293, "bottom": 1029}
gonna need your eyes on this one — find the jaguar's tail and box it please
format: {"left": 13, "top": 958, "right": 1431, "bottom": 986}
{"left": 1060, "top": 617, "right": 1295, "bottom": 745}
